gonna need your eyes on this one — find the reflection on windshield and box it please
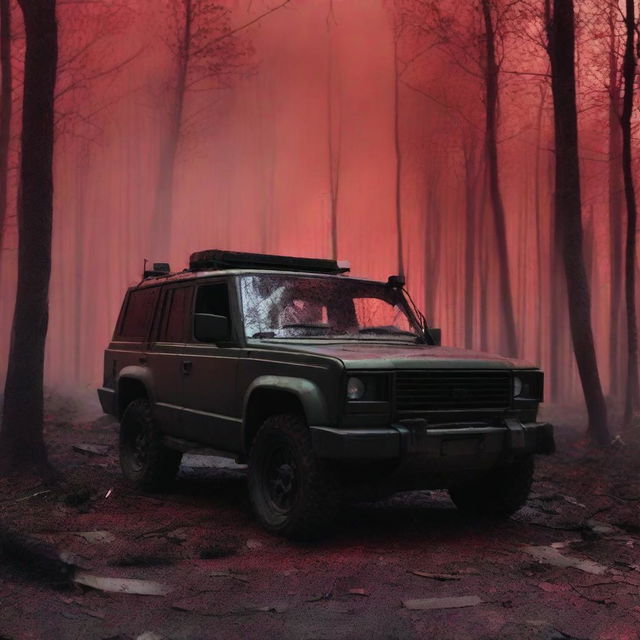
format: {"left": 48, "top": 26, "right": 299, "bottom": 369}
{"left": 239, "top": 275, "right": 421, "bottom": 340}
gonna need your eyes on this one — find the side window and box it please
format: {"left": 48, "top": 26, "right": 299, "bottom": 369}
{"left": 118, "top": 288, "right": 159, "bottom": 340}
{"left": 193, "top": 283, "right": 230, "bottom": 337}
{"left": 158, "top": 286, "right": 193, "bottom": 342}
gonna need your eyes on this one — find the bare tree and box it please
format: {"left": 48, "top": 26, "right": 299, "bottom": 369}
{"left": 620, "top": 0, "right": 639, "bottom": 427}
{"left": 546, "top": 0, "right": 609, "bottom": 444}
{"left": 607, "top": 0, "right": 625, "bottom": 399}
{"left": 0, "top": 0, "right": 58, "bottom": 475}
{"left": 149, "top": 0, "right": 289, "bottom": 260}
{"left": 326, "top": 0, "right": 341, "bottom": 259}
{"left": 0, "top": 0, "right": 12, "bottom": 286}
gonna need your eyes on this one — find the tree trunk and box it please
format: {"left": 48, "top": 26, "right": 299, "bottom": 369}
{"left": 547, "top": 0, "right": 609, "bottom": 444}
{"left": 480, "top": 0, "right": 518, "bottom": 357}
{"left": 0, "top": 0, "right": 58, "bottom": 474}
{"left": 0, "top": 0, "right": 12, "bottom": 287}
{"left": 534, "top": 83, "right": 546, "bottom": 366}
{"left": 463, "top": 133, "right": 478, "bottom": 349}
{"left": 608, "top": 0, "right": 625, "bottom": 399}
{"left": 621, "top": 0, "right": 639, "bottom": 427}
{"left": 149, "top": 0, "right": 191, "bottom": 260}
{"left": 393, "top": 35, "right": 404, "bottom": 277}
{"left": 327, "top": 12, "right": 340, "bottom": 260}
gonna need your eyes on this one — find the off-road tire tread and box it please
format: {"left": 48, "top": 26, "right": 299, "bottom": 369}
{"left": 248, "top": 414, "right": 339, "bottom": 539}
{"left": 448, "top": 455, "right": 534, "bottom": 517}
{"left": 119, "top": 398, "right": 182, "bottom": 491}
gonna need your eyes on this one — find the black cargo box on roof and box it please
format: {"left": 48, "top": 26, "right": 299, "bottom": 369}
{"left": 189, "top": 250, "right": 350, "bottom": 275}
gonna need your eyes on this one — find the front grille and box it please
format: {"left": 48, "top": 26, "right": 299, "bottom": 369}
{"left": 395, "top": 370, "right": 511, "bottom": 412}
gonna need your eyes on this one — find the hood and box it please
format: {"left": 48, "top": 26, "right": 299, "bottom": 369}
{"left": 252, "top": 339, "right": 536, "bottom": 370}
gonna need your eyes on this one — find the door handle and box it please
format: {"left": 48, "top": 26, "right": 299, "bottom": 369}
{"left": 182, "top": 360, "right": 193, "bottom": 375}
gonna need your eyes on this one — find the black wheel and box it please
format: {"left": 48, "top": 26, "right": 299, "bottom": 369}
{"left": 248, "top": 414, "right": 340, "bottom": 539}
{"left": 448, "top": 455, "right": 534, "bottom": 517}
{"left": 119, "top": 398, "right": 182, "bottom": 491}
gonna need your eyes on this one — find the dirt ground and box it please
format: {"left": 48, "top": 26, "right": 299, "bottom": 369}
{"left": 1, "top": 395, "right": 639, "bottom": 640}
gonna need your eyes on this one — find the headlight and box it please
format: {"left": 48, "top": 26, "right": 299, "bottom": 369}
{"left": 513, "top": 376, "right": 523, "bottom": 397}
{"left": 346, "top": 377, "right": 366, "bottom": 400}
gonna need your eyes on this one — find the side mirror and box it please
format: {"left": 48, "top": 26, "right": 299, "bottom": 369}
{"left": 194, "top": 313, "right": 229, "bottom": 343}
{"left": 428, "top": 328, "right": 441, "bottom": 346}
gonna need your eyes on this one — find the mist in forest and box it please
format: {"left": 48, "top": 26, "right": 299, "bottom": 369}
{"left": 0, "top": 0, "right": 631, "bottom": 410}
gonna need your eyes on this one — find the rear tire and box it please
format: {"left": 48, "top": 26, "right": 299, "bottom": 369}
{"left": 248, "top": 414, "right": 340, "bottom": 539}
{"left": 448, "top": 455, "right": 534, "bottom": 517}
{"left": 119, "top": 398, "right": 182, "bottom": 491}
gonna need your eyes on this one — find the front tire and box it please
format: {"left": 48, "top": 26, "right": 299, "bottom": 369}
{"left": 448, "top": 455, "right": 534, "bottom": 517}
{"left": 248, "top": 414, "right": 340, "bottom": 539}
{"left": 119, "top": 398, "right": 182, "bottom": 491}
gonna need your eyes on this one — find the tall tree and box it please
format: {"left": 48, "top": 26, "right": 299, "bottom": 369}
{"left": 392, "top": 22, "right": 404, "bottom": 276}
{"left": 546, "top": 0, "right": 609, "bottom": 444}
{"left": 0, "top": 0, "right": 11, "bottom": 286}
{"left": 149, "top": 0, "right": 288, "bottom": 260}
{"left": 607, "top": 0, "right": 625, "bottom": 398}
{"left": 620, "top": 0, "right": 639, "bottom": 427}
{"left": 326, "top": 0, "right": 341, "bottom": 260}
{"left": 0, "top": 0, "right": 58, "bottom": 474}
{"left": 480, "top": 0, "right": 518, "bottom": 357}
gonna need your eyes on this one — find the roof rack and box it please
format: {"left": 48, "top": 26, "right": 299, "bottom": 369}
{"left": 189, "top": 250, "right": 350, "bottom": 275}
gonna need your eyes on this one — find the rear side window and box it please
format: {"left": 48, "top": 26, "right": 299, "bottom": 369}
{"left": 195, "top": 283, "right": 230, "bottom": 317}
{"left": 117, "top": 288, "right": 159, "bottom": 340}
{"left": 158, "top": 286, "right": 192, "bottom": 342}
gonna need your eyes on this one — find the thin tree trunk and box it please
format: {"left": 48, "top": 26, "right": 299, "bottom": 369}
{"left": 463, "top": 134, "right": 478, "bottom": 349}
{"left": 327, "top": 10, "right": 340, "bottom": 259}
{"left": 608, "top": 0, "right": 625, "bottom": 399}
{"left": 0, "top": 0, "right": 12, "bottom": 287}
{"left": 534, "top": 83, "right": 546, "bottom": 365}
{"left": 0, "top": 0, "right": 58, "bottom": 474}
{"left": 393, "top": 35, "right": 404, "bottom": 277}
{"left": 621, "top": 0, "right": 639, "bottom": 427}
{"left": 547, "top": 0, "right": 609, "bottom": 444}
{"left": 149, "top": 0, "right": 191, "bottom": 260}
{"left": 480, "top": 0, "right": 518, "bottom": 357}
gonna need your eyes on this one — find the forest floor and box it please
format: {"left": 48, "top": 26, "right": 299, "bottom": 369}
{"left": 0, "top": 395, "right": 639, "bottom": 640}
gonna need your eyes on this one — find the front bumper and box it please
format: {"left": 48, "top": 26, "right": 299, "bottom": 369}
{"left": 310, "top": 420, "right": 554, "bottom": 468}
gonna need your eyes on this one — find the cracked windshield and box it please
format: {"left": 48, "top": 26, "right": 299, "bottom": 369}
{"left": 240, "top": 275, "right": 421, "bottom": 340}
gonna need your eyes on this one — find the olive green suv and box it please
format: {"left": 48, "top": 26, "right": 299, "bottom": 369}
{"left": 98, "top": 250, "right": 554, "bottom": 538}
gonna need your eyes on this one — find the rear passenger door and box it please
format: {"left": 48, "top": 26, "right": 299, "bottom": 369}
{"left": 147, "top": 284, "right": 193, "bottom": 436}
{"left": 180, "top": 280, "right": 242, "bottom": 450}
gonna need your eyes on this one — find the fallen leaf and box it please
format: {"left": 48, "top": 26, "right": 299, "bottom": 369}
{"left": 74, "top": 571, "right": 171, "bottom": 596}
{"left": 72, "top": 444, "right": 110, "bottom": 456}
{"left": 74, "top": 531, "right": 116, "bottom": 544}
{"left": 524, "top": 545, "right": 607, "bottom": 575}
{"left": 409, "top": 570, "right": 461, "bottom": 581}
{"left": 403, "top": 596, "right": 482, "bottom": 610}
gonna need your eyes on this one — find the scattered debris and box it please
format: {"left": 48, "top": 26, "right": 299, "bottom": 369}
{"left": 408, "top": 570, "right": 461, "bottom": 581}
{"left": 74, "top": 571, "right": 171, "bottom": 596}
{"left": 584, "top": 519, "right": 616, "bottom": 536}
{"left": 246, "top": 539, "right": 263, "bottom": 550}
{"left": 348, "top": 588, "right": 369, "bottom": 596}
{"left": 561, "top": 495, "right": 586, "bottom": 508}
{"left": 72, "top": 443, "right": 110, "bottom": 456}
{"left": 524, "top": 545, "right": 607, "bottom": 575}
{"left": 109, "top": 554, "right": 174, "bottom": 568}
{"left": 209, "top": 570, "right": 250, "bottom": 583}
{"left": 12, "top": 489, "right": 51, "bottom": 503}
{"left": 74, "top": 531, "right": 116, "bottom": 544}
{"left": 253, "top": 603, "right": 288, "bottom": 613}
{"left": 402, "top": 596, "right": 482, "bottom": 610}
{"left": 105, "top": 489, "right": 113, "bottom": 499}
{"left": 135, "top": 633, "right": 165, "bottom": 640}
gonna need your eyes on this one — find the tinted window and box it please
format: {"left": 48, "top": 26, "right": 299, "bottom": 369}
{"left": 119, "top": 288, "right": 158, "bottom": 339}
{"left": 195, "top": 283, "right": 230, "bottom": 317}
{"left": 159, "top": 287, "right": 192, "bottom": 342}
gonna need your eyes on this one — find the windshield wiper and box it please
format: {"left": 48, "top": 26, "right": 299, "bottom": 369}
{"left": 358, "top": 327, "right": 419, "bottom": 338}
